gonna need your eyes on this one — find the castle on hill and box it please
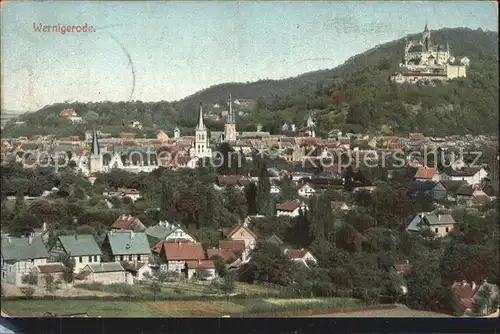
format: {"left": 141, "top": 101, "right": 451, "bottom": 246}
{"left": 390, "top": 23, "right": 469, "bottom": 84}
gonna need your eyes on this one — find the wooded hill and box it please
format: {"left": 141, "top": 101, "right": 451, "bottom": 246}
{"left": 1, "top": 28, "right": 497, "bottom": 138}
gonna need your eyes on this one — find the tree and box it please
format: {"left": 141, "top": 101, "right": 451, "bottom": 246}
{"left": 13, "top": 189, "right": 27, "bottom": 217}
{"left": 57, "top": 253, "right": 76, "bottom": 283}
{"left": 256, "top": 160, "right": 271, "bottom": 216}
{"left": 247, "top": 241, "right": 294, "bottom": 286}
{"left": 44, "top": 273, "right": 57, "bottom": 298}
{"left": 149, "top": 281, "right": 162, "bottom": 301}
{"left": 220, "top": 271, "right": 236, "bottom": 297}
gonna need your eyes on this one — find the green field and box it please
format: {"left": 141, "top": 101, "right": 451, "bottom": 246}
{"left": 2, "top": 297, "right": 364, "bottom": 317}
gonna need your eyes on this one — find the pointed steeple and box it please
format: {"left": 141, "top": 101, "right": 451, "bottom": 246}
{"left": 196, "top": 102, "right": 205, "bottom": 131}
{"left": 91, "top": 130, "right": 100, "bottom": 155}
{"left": 227, "top": 94, "right": 234, "bottom": 124}
{"left": 424, "top": 21, "right": 428, "bottom": 32}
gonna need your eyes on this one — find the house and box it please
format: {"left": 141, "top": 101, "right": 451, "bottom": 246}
{"left": 121, "top": 261, "right": 153, "bottom": 280}
{"left": 451, "top": 280, "right": 500, "bottom": 315}
{"left": 284, "top": 249, "right": 317, "bottom": 268}
{"left": 406, "top": 181, "right": 447, "bottom": 200}
{"left": 221, "top": 224, "right": 258, "bottom": 261}
{"left": 393, "top": 262, "right": 411, "bottom": 276}
{"left": 49, "top": 234, "right": 103, "bottom": 273}
{"left": 156, "top": 241, "right": 205, "bottom": 274}
{"left": 406, "top": 212, "right": 457, "bottom": 237}
{"left": 297, "top": 183, "right": 318, "bottom": 198}
{"left": 32, "top": 263, "right": 66, "bottom": 285}
{"left": 218, "top": 240, "right": 246, "bottom": 259}
{"left": 276, "top": 200, "right": 308, "bottom": 217}
{"left": 144, "top": 221, "right": 196, "bottom": 248}
{"left": 482, "top": 180, "right": 499, "bottom": 199}
{"left": 184, "top": 259, "right": 216, "bottom": 280}
{"left": 440, "top": 180, "right": 469, "bottom": 201}
{"left": 267, "top": 234, "right": 284, "bottom": 246}
{"left": 74, "top": 262, "right": 131, "bottom": 285}
{"left": 331, "top": 201, "right": 350, "bottom": 213}
{"left": 101, "top": 230, "right": 151, "bottom": 264}
{"left": 414, "top": 167, "right": 440, "bottom": 182}
{"left": 441, "top": 167, "right": 488, "bottom": 186}
{"left": 1, "top": 236, "right": 49, "bottom": 285}
{"left": 206, "top": 248, "right": 237, "bottom": 262}
{"left": 111, "top": 215, "right": 146, "bottom": 232}
{"left": 270, "top": 185, "right": 281, "bottom": 194}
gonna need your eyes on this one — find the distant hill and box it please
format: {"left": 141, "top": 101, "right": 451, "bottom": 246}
{"left": 1, "top": 27, "right": 498, "bottom": 138}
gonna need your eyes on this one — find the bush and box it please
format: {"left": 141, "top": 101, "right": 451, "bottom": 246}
{"left": 21, "top": 272, "right": 39, "bottom": 286}
{"left": 20, "top": 286, "right": 35, "bottom": 299}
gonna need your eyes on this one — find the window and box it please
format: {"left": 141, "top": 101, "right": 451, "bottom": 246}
{"left": 137, "top": 255, "right": 140, "bottom": 261}
{"left": 79, "top": 257, "right": 82, "bottom": 263}
{"left": 129, "top": 256, "right": 133, "bottom": 261}
{"left": 435, "top": 228, "right": 438, "bottom": 233}
{"left": 120, "top": 255, "right": 124, "bottom": 261}
{"left": 94, "top": 256, "right": 98, "bottom": 262}
{"left": 89, "top": 256, "right": 92, "bottom": 263}
{"left": 445, "top": 227, "right": 449, "bottom": 232}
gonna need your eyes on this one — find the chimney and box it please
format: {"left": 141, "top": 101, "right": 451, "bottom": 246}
{"left": 28, "top": 236, "right": 33, "bottom": 245}
{"left": 100, "top": 263, "right": 103, "bottom": 269}
{"left": 130, "top": 231, "right": 134, "bottom": 239}
{"left": 437, "top": 213, "right": 441, "bottom": 221}
{"left": 471, "top": 281, "right": 476, "bottom": 290}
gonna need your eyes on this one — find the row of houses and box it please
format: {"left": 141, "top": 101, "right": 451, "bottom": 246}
{"left": 1, "top": 216, "right": 317, "bottom": 287}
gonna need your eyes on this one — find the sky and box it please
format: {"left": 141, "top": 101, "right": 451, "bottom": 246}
{"left": 1, "top": 1, "right": 498, "bottom": 112}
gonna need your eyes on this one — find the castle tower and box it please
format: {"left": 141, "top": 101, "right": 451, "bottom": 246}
{"left": 89, "top": 130, "right": 103, "bottom": 173}
{"left": 192, "top": 102, "right": 211, "bottom": 158}
{"left": 224, "top": 95, "right": 237, "bottom": 142}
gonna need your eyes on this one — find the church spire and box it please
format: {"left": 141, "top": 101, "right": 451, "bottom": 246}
{"left": 227, "top": 94, "right": 234, "bottom": 124}
{"left": 424, "top": 21, "right": 428, "bottom": 32}
{"left": 196, "top": 102, "right": 205, "bottom": 131}
{"left": 91, "top": 130, "right": 100, "bottom": 155}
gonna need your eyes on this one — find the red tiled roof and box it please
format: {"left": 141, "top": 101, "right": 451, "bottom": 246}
{"left": 451, "top": 281, "right": 477, "bottom": 309}
{"left": 186, "top": 260, "right": 216, "bottom": 270}
{"left": 394, "top": 264, "right": 411, "bottom": 275}
{"left": 285, "top": 249, "right": 308, "bottom": 259}
{"left": 218, "top": 240, "right": 246, "bottom": 254}
{"left": 414, "top": 167, "right": 436, "bottom": 179}
{"left": 74, "top": 271, "right": 91, "bottom": 280}
{"left": 111, "top": 215, "right": 143, "bottom": 231}
{"left": 225, "top": 225, "right": 258, "bottom": 240}
{"left": 207, "top": 248, "right": 237, "bottom": 261}
{"left": 277, "top": 200, "right": 300, "bottom": 212}
{"left": 161, "top": 242, "right": 205, "bottom": 261}
{"left": 36, "top": 263, "right": 65, "bottom": 274}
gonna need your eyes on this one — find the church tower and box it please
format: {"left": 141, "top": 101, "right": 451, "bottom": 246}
{"left": 192, "top": 102, "right": 212, "bottom": 158}
{"left": 224, "top": 94, "right": 237, "bottom": 142}
{"left": 422, "top": 22, "right": 431, "bottom": 52}
{"left": 89, "top": 130, "right": 103, "bottom": 173}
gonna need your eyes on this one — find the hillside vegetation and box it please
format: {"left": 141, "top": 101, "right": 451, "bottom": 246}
{"left": 1, "top": 28, "right": 497, "bottom": 138}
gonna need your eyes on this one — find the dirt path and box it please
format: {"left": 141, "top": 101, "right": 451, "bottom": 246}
{"left": 308, "top": 308, "right": 454, "bottom": 318}
{"left": 3, "top": 284, "right": 117, "bottom": 298}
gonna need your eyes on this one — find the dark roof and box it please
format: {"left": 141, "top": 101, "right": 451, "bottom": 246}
{"left": 443, "top": 167, "right": 482, "bottom": 177}
{"left": 440, "top": 180, "right": 469, "bottom": 193}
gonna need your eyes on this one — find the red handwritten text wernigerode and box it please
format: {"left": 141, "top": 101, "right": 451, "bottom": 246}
{"left": 33, "top": 23, "right": 96, "bottom": 34}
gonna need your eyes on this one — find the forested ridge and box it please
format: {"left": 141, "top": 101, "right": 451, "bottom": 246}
{"left": 1, "top": 27, "right": 497, "bottom": 138}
